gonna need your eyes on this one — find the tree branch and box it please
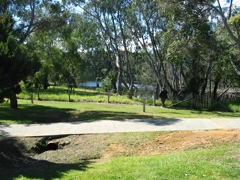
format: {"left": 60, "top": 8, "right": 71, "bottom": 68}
{"left": 228, "top": 0, "right": 233, "bottom": 19}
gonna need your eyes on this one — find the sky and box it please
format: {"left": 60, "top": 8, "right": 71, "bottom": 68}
{"left": 218, "top": 0, "right": 240, "bottom": 7}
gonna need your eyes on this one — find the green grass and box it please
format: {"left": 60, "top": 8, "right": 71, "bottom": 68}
{"left": 211, "top": 101, "right": 240, "bottom": 112}
{"left": 3, "top": 143, "right": 239, "bottom": 180}
{"left": 1, "top": 99, "right": 240, "bottom": 124}
{"left": 19, "top": 86, "right": 144, "bottom": 104}
{"left": 83, "top": 147, "right": 239, "bottom": 180}
{"left": 1, "top": 87, "right": 240, "bottom": 180}
{"left": 74, "top": 147, "right": 240, "bottom": 180}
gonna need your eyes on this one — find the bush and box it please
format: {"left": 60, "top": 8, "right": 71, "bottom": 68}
{"left": 210, "top": 101, "right": 240, "bottom": 112}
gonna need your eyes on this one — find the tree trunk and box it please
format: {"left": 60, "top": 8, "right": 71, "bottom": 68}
{"left": 201, "top": 62, "right": 212, "bottom": 95}
{"left": 111, "top": 72, "right": 117, "bottom": 93}
{"left": 10, "top": 93, "right": 18, "bottom": 109}
{"left": 208, "top": 0, "right": 240, "bottom": 75}
{"left": 213, "top": 77, "right": 221, "bottom": 101}
{"left": 118, "top": 11, "right": 134, "bottom": 98}
{"left": 115, "top": 53, "right": 123, "bottom": 95}
{"left": 43, "top": 74, "right": 49, "bottom": 89}
{"left": 217, "top": 86, "right": 231, "bottom": 101}
{"left": 117, "top": 69, "right": 122, "bottom": 95}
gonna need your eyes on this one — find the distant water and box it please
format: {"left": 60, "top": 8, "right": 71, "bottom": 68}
{"left": 78, "top": 81, "right": 102, "bottom": 87}
{"left": 78, "top": 81, "right": 154, "bottom": 90}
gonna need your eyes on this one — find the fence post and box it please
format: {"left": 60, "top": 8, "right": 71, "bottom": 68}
{"left": 68, "top": 89, "right": 71, "bottom": 102}
{"left": 206, "top": 95, "right": 209, "bottom": 110}
{"left": 107, "top": 89, "right": 110, "bottom": 103}
{"left": 37, "top": 88, "right": 40, "bottom": 100}
{"left": 31, "top": 93, "right": 33, "bottom": 104}
{"left": 209, "top": 94, "right": 212, "bottom": 110}
{"left": 143, "top": 97, "right": 146, "bottom": 112}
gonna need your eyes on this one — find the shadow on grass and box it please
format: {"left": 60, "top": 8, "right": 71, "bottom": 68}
{"left": 77, "top": 110, "right": 155, "bottom": 121}
{"left": 76, "top": 111, "right": 182, "bottom": 126}
{"left": 168, "top": 106, "right": 240, "bottom": 118}
{"left": 0, "top": 104, "right": 75, "bottom": 124}
{"left": 2, "top": 161, "right": 92, "bottom": 180}
{"left": 0, "top": 137, "right": 93, "bottom": 180}
{"left": 0, "top": 104, "right": 159, "bottom": 125}
{"left": 188, "top": 110, "right": 240, "bottom": 118}
{"left": 1, "top": 101, "right": 239, "bottom": 126}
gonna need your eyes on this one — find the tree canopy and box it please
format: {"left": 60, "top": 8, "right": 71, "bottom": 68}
{"left": 1, "top": 0, "right": 240, "bottom": 108}
{"left": 0, "top": 12, "right": 39, "bottom": 108}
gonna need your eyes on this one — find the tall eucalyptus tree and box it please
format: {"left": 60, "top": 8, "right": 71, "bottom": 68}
{"left": 164, "top": 1, "right": 219, "bottom": 98}
{"left": 81, "top": 0, "right": 136, "bottom": 96}
{"left": 27, "top": 12, "right": 86, "bottom": 89}
{"left": 165, "top": 0, "right": 240, "bottom": 75}
{"left": 65, "top": 0, "right": 239, "bottom": 100}
{"left": 203, "top": 0, "right": 240, "bottom": 75}
{"left": 75, "top": 13, "right": 114, "bottom": 88}
{"left": 125, "top": 0, "right": 171, "bottom": 96}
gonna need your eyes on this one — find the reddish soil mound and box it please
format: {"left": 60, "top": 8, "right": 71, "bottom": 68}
{"left": 103, "top": 130, "right": 240, "bottom": 158}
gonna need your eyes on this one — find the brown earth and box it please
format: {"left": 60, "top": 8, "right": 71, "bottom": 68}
{"left": 32, "top": 129, "right": 240, "bottom": 163}
{"left": 1, "top": 129, "right": 239, "bottom": 167}
{"left": 102, "top": 129, "right": 240, "bottom": 159}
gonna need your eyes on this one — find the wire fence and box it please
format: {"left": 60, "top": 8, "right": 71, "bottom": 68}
{"left": 191, "top": 93, "right": 240, "bottom": 110}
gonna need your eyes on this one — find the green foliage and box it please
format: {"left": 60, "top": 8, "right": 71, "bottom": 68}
{"left": 211, "top": 101, "right": 240, "bottom": 112}
{"left": 228, "top": 13, "right": 240, "bottom": 33}
{"left": 102, "top": 76, "right": 112, "bottom": 91}
{"left": 1, "top": 0, "right": 240, "bottom": 106}
{"left": 0, "top": 13, "right": 39, "bottom": 104}
{"left": 164, "top": 2, "right": 220, "bottom": 96}
{"left": 101, "top": 70, "right": 116, "bottom": 92}
{"left": 26, "top": 26, "right": 86, "bottom": 89}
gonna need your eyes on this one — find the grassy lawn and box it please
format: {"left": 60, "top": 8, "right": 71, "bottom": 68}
{"left": 1, "top": 87, "right": 239, "bottom": 179}
{"left": 0, "top": 86, "right": 233, "bottom": 125}
{"left": 67, "top": 146, "right": 240, "bottom": 180}
{"left": 0, "top": 99, "right": 240, "bottom": 124}
{"left": 18, "top": 86, "right": 142, "bottom": 104}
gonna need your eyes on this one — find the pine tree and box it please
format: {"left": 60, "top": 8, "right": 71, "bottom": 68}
{"left": 0, "top": 13, "right": 37, "bottom": 108}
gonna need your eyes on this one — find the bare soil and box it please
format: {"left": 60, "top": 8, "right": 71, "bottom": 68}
{"left": 32, "top": 129, "right": 240, "bottom": 163}
{"left": 103, "top": 130, "right": 240, "bottom": 158}
{"left": 1, "top": 130, "right": 239, "bottom": 167}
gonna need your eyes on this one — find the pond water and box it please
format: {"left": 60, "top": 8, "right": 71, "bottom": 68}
{"left": 78, "top": 81, "right": 155, "bottom": 90}
{"left": 78, "top": 81, "right": 102, "bottom": 87}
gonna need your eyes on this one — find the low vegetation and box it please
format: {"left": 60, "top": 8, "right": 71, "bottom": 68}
{"left": 1, "top": 87, "right": 239, "bottom": 179}
{"left": 0, "top": 98, "right": 240, "bottom": 125}
{"left": 0, "top": 130, "right": 239, "bottom": 179}
{"left": 0, "top": 86, "right": 238, "bottom": 125}
{"left": 18, "top": 86, "right": 157, "bottom": 105}
{"left": 1, "top": 0, "right": 240, "bottom": 178}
